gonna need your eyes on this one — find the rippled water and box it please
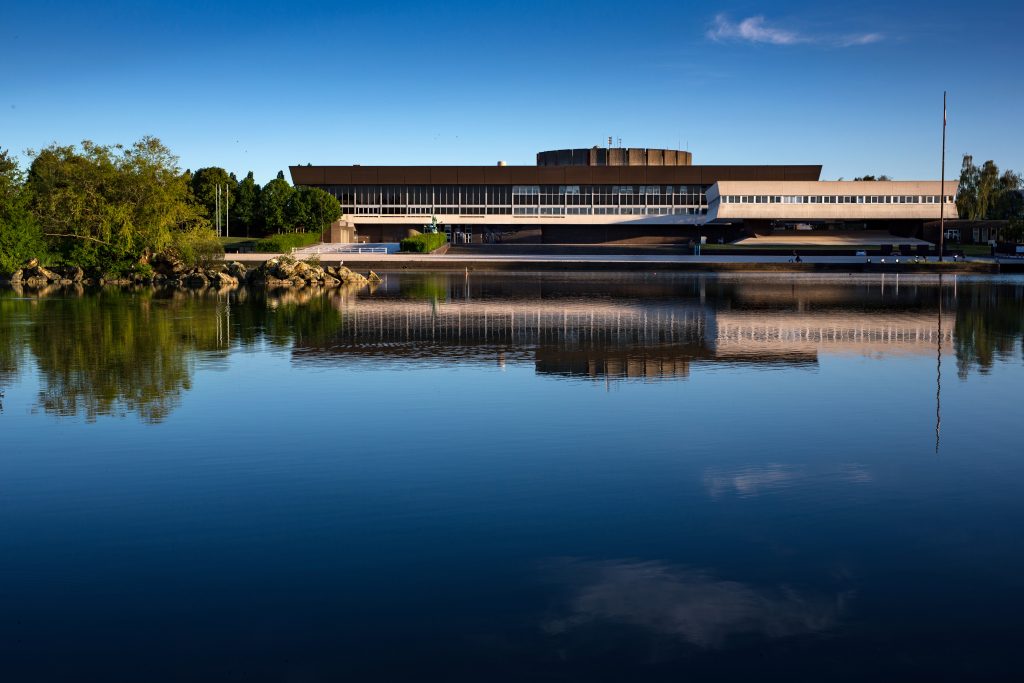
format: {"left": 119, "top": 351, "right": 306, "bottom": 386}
{"left": 1, "top": 273, "right": 1023, "bottom": 681}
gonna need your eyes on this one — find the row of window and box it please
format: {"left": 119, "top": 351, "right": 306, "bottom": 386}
{"left": 349, "top": 206, "right": 708, "bottom": 217}
{"left": 720, "top": 194, "right": 955, "bottom": 205}
{"left": 319, "top": 184, "right": 709, "bottom": 211}
{"left": 511, "top": 207, "right": 706, "bottom": 216}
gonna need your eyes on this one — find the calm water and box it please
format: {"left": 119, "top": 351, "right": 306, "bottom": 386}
{"left": 2, "top": 273, "right": 1024, "bottom": 681}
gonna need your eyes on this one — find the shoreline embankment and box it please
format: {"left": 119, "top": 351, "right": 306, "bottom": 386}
{"left": 225, "top": 252, "right": 1022, "bottom": 274}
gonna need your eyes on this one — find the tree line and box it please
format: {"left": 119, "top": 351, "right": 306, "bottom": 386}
{"left": 187, "top": 167, "right": 341, "bottom": 238}
{"left": 955, "top": 155, "right": 1023, "bottom": 222}
{"left": 0, "top": 137, "right": 342, "bottom": 275}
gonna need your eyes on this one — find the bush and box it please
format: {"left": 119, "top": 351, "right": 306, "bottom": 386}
{"left": 254, "top": 232, "right": 322, "bottom": 253}
{"left": 400, "top": 233, "right": 448, "bottom": 253}
{"left": 0, "top": 217, "right": 47, "bottom": 275}
{"left": 167, "top": 227, "right": 225, "bottom": 269}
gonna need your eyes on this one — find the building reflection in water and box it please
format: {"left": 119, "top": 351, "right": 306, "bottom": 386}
{"left": 293, "top": 273, "right": 964, "bottom": 382}
{"left": 0, "top": 273, "right": 1019, "bottom": 422}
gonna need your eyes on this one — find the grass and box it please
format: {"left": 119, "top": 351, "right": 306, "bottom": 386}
{"left": 956, "top": 244, "right": 993, "bottom": 257}
{"left": 219, "top": 236, "right": 256, "bottom": 246}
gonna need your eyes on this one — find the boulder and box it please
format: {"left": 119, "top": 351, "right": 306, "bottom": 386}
{"left": 184, "top": 271, "right": 209, "bottom": 288}
{"left": 272, "top": 257, "right": 299, "bottom": 279}
{"left": 26, "top": 265, "right": 60, "bottom": 282}
{"left": 336, "top": 267, "right": 369, "bottom": 286}
{"left": 212, "top": 271, "right": 238, "bottom": 287}
{"left": 226, "top": 261, "right": 248, "bottom": 280}
{"left": 367, "top": 270, "right": 382, "bottom": 284}
{"left": 152, "top": 253, "right": 187, "bottom": 276}
{"left": 9, "top": 269, "right": 23, "bottom": 284}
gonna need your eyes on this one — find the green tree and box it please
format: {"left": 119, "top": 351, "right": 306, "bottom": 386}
{"left": 26, "top": 137, "right": 212, "bottom": 273}
{"left": 258, "top": 175, "right": 295, "bottom": 233}
{"left": 190, "top": 166, "right": 235, "bottom": 231}
{"left": 234, "top": 171, "right": 261, "bottom": 236}
{"left": 285, "top": 186, "right": 342, "bottom": 234}
{"left": 0, "top": 150, "right": 47, "bottom": 274}
{"left": 853, "top": 174, "right": 892, "bottom": 181}
{"left": 991, "top": 170, "right": 1023, "bottom": 220}
{"left": 957, "top": 155, "right": 1024, "bottom": 222}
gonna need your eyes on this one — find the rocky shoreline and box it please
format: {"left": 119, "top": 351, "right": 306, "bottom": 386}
{"left": 0, "top": 256, "right": 383, "bottom": 290}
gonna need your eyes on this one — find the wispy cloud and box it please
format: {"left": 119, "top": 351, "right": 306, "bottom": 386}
{"left": 707, "top": 14, "right": 883, "bottom": 48}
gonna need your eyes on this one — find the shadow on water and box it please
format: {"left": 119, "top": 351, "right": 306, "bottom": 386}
{"left": 0, "top": 273, "right": 1022, "bottom": 422}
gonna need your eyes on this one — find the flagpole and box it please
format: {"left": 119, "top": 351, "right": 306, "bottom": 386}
{"left": 939, "top": 91, "right": 947, "bottom": 262}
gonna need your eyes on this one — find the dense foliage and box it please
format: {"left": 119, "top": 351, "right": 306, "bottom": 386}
{"left": 400, "top": 233, "right": 448, "bottom": 253}
{"left": 956, "top": 155, "right": 1023, "bottom": 222}
{"left": 25, "top": 138, "right": 211, "bottom": 274}
{"left": 0, "top": 137, "right": 344, "bottom": 274}
{"left": 0, "top": 151, "right": 47, "bottom": 274}
{"left": 253, "top": 232, "right": 324, "bottom": 253}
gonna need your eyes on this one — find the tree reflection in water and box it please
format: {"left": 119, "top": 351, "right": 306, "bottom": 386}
{"left": 0, "top": 274, "right": 1022, "bottom": 422}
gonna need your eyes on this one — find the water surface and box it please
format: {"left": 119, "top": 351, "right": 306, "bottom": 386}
{"left": 2, "top": 273, "right": 1023, "bottom": 681}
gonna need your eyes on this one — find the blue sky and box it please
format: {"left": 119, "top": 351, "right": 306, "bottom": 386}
{"left": 3, "top": 0, "right": 1022, "bottom": 184}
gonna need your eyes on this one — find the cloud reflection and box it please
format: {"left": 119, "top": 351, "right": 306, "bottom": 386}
{"left": 703, "top": 464, "right": 872, "bottom": 499}
{"left": 545, "top": 559, "right": 846, "bottom": 649}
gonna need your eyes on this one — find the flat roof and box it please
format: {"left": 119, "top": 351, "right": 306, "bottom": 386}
{"left": 290, "top": 165, "right": 822, "bottom": 186}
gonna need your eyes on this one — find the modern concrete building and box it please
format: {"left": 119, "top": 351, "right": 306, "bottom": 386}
{"left": 706, "top": 180, "right": 959, "bottom": 239}
{"left": 290, "top": 148, "right": 954, "bottom": 245}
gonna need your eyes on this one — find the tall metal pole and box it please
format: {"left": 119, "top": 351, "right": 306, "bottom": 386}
{"left": 215, "top": 184, "right": 220, "bottom": 237}
{"left": 939, "top": 91, "right": 947, "bottom": 262}
{"left": 225, "top": 182, "right": 230, "bottom": 238}
{"left": 935, "top": 273, "right": 943, "bottom": 454}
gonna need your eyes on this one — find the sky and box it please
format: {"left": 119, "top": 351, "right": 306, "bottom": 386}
{"left": 3, "top": 0, "right": 1022, "bottom": 184}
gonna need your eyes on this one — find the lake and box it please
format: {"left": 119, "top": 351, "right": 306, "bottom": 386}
{"left": 2, "top": 272, "right": 1023, "bottom": 681}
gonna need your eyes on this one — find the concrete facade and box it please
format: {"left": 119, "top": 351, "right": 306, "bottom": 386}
{"left": 707, "top": 181, "right": 959, "bottom": 222}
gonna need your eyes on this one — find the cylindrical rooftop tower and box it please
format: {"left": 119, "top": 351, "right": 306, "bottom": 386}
{"left": 536, "top": 147, "right": 693, "bottom": 167}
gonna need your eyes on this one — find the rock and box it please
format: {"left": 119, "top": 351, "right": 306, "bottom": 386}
{"left": 26, "top": 265, "right": 60, "bottom": 282}
{"left": 334, "top": 266, "right": 369, "bottom": 287}
{"left": 184, "top": 272, "right": 209, "bottom": 288}
{"left": 24, "top": 258, "right": 38, "bottom": 269}
{"left": 212, "top": 271, "right": 238, "bottom": 287}
{"left": 9, "top": 269, "right": 23, "bottom": 284}
{"left": 272, "top": 257, "right": 298, "bottom": 279}
{"left": 66, "top": 266, "right": 84, "bottom": 282}
{"left": 152, "top": 253, "right": 186, "bottom": 276}
{"left": 367, "top": 270, "right": 382, "bottom": 284}
{"left": 226, "top": 261, "right": 248, "bottom": 280}
{"left": 322, "top": 276, "right": 340, "bottom": 287}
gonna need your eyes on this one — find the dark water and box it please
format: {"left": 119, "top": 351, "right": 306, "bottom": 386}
{"left": 2, "top": 273, "right": 1024, "bottom": 681}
